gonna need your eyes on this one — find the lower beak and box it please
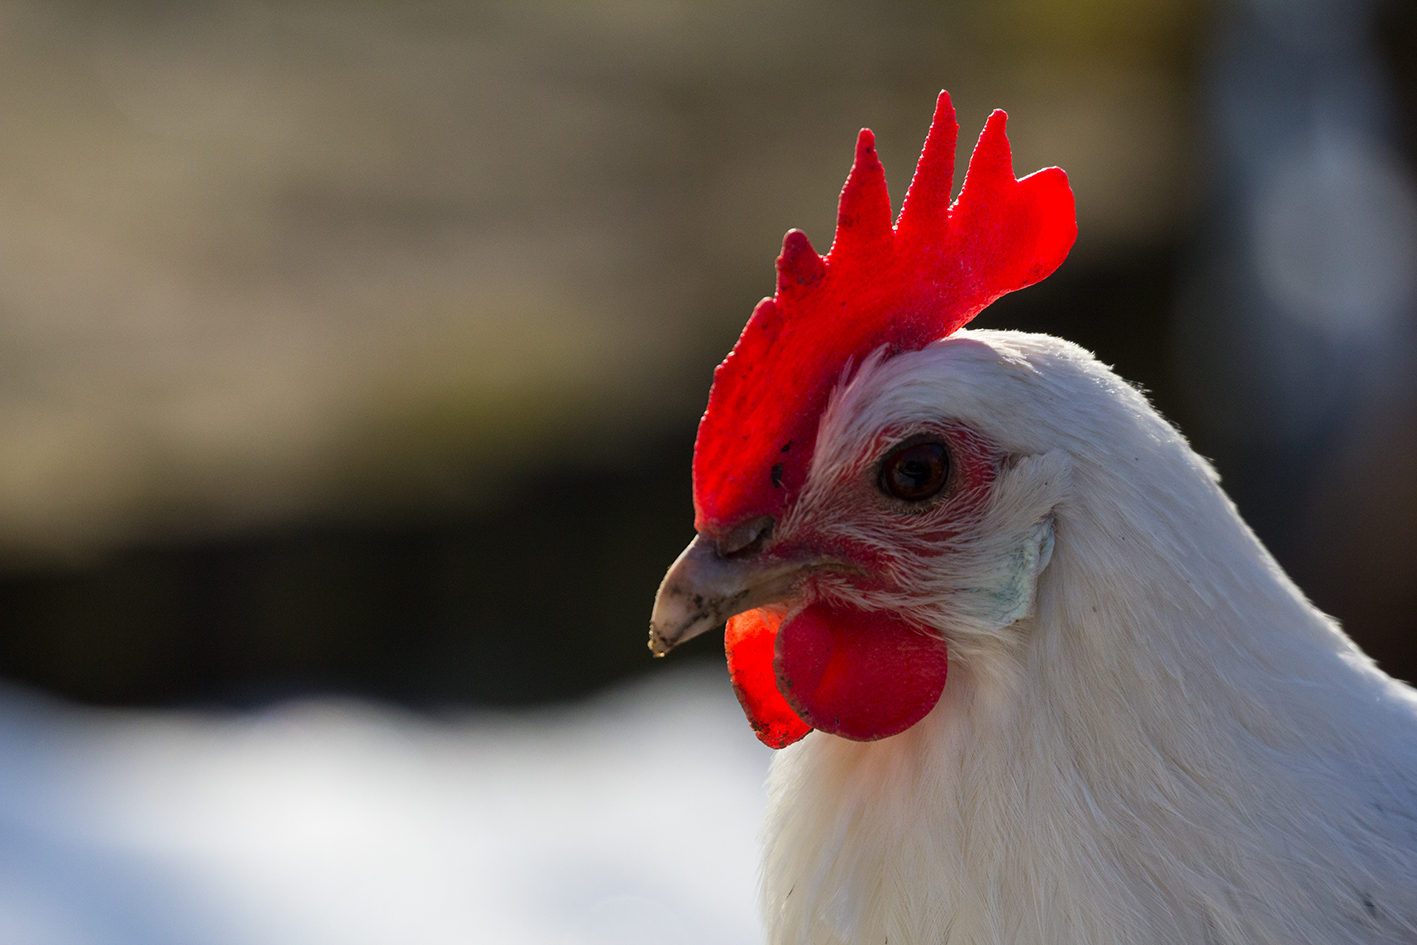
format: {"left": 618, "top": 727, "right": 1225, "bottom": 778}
{"left": 648, "top": 534, "right": 821, "bottom": 656}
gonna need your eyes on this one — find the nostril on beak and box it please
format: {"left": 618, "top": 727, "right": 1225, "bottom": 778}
{"left": 718, "top": 515, "right": 775, "bottom": 558}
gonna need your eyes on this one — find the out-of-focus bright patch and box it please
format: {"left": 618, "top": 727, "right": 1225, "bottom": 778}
{"left": 0, "top": 668, "right": 769, "bottom": 945}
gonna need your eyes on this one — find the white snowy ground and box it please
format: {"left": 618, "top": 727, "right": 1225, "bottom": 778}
{"left": 0, "top": 666, "right": 771, "bottom": 945}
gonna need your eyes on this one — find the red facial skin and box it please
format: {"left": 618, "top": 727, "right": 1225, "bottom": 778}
{"left": 726, "top": 424, "right": 1000, "bottom": 747}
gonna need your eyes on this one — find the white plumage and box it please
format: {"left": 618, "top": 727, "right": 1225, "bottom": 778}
{"left": 758, "top": 329, "right": 1417, "bottom": 944}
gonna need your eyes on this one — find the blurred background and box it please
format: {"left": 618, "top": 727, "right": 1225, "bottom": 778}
{"left": 0, "top": 0, "right": 1412, "bottom": 942}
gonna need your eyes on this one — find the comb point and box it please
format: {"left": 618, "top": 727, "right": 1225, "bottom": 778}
{"left": 896, "top": 91, "right": 959, "bottom": 244}
{"left": 776, "top": 229, "right": 826, "bottom": 298}
{"left": 830, "top": 128, "right": 893, "bottom": 261}
{"left": 956, "top": 110, "right": 1015, "bottom": 208}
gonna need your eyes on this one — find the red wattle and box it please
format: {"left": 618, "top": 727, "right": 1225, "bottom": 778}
{"left": 774, "top": 602, "right": 948, "bottom": 741}
{"left": 725, "top": 609, "right": 813, "bottom": 748}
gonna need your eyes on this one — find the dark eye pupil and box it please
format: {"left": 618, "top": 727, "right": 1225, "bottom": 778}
{"left": 880, "top": 441, "right": 949, "bottom": 501}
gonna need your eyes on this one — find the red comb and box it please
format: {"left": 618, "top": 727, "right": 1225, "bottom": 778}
{"left": 692, "top": 91, "right": 1075, "bottom": 533}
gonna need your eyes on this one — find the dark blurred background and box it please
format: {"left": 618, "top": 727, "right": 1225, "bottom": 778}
{"left": 0, "top": 0, "right": 1412, "bottom": 708}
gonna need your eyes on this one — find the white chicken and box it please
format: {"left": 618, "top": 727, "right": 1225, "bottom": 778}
{"left": 649, "top": 92, "right": 1417, "bottom": 945}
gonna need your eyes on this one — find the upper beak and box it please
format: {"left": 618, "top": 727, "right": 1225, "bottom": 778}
{"left": 648, "top": 531, "right": 825, "bottom": 656}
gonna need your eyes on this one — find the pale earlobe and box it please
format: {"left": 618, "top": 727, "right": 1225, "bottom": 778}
{"left": 989, "top": 513, "right": 1056, "bottom": 629}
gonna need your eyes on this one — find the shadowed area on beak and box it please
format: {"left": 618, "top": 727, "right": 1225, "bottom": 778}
{"left": 648, "top": 521, "right": 825, "bottom": 656}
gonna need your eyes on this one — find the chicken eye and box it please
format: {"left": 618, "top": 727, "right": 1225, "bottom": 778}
{"left": 879, "top": 440, "right": 950, "bottom": 502}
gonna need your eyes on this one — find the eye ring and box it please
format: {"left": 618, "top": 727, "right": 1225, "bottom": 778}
{"left": 877, "top": 437, "right": 951, "bottom": 503}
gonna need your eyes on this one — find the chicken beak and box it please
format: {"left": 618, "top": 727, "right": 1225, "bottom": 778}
{"left": 648, "top": 533, "right": 817, "bottom": 656}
